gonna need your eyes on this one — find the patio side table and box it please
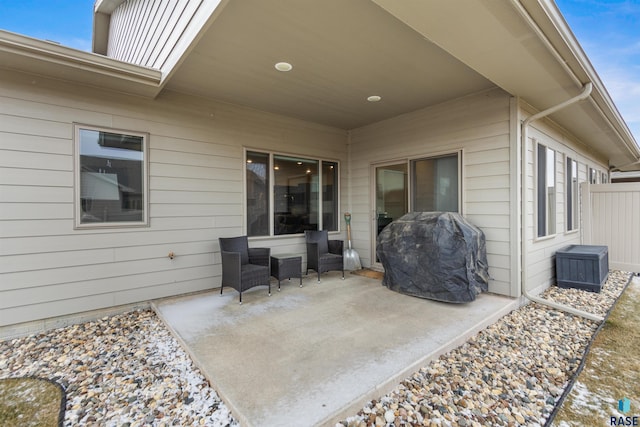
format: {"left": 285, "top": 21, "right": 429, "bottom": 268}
{"left": 270, "top": 254, "right": 303, "bottom": 290}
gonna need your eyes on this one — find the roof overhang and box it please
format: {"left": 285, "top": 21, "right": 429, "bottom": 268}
{"left": 371, "top": 0, "right": 640, "bottom": 170}
{"left": 3, "top": 0, "right": 639, "bottom": 171}
{"left": 92, "top": 0, "right": 125, "bottom": 55}
{"left": 0, "top": 29, "right": 161, "bottom": 97}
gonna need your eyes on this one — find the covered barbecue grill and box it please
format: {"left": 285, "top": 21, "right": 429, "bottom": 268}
{"left": 376, "top": 212, "right": 489, "bottom": 303}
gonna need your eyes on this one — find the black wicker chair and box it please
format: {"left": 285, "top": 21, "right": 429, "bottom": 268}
{"left": 219, "top": 236, "right": 270, "bottom": 304}
{"left": 305, "top": 230, "right": 344, "bottom": 282}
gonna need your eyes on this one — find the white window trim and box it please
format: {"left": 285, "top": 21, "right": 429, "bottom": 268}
{"left": 73, "top": 123, "right": 149, "bottom": 229}
{"left": 243, "top": 147, "right": 341, "bottom": 237}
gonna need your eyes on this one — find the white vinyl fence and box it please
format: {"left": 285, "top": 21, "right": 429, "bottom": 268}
{"left": 581, "top": 182, "right": 640, "bottom": 272}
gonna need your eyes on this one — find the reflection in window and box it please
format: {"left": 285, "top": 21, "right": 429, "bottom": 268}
{"left": 246, "top": 151, "right": 270, "bottom": 236}
{"left": 566, "top": 157, "right": 578, "bottom": 231}
{"left": 322, "top": 161, "right": 338, "bottom": 231}
{"left": 246, "top": 151, "right": 338, "bottom": 236}
{"left": 375, "top": 163, "right": 407, "bottom": 238}
{"left": 411, "top": 154, "right": 459, "bottom": 212}
{"left": 274, "top": 155, "right": 319, "bottom": 235}
{"left": 537, "top": 144, "right": 556, "bottom": 237}
{"left": 77, "top": 127, "right": 146, "bottom": 226}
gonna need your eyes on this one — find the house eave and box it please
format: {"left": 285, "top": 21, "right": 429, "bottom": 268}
{"left": 522, "top": 0, "right": 640, "bottom": 169}
{"left": 0, "top": 29, "right": 161, "bottom": 98}
{"left": 3, "top": 1, "right": 638, "bottom": 171}
{"left": 94, "top": 0, "right": 126, "bottom": 15}
{"left": 372, "top": 0, "right": 640, "bottom": 171}
{"left": 92, "top": 0, "right": 126, "bottom": 55}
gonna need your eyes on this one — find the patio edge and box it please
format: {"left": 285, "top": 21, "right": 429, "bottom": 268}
{"left": 319, "top": 296, "right": 519, "bottom": 427}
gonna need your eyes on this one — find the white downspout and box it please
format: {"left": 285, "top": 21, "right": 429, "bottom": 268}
{"left": 520, "top": 82, "right": 604, "bottom": 323}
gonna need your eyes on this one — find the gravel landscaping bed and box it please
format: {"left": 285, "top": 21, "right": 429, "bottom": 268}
{"left": 0, "top": 310, "right": 238, "bottom": 427}
{"left": 339, "top": 270, "right": 631, "bottom": 427}
{"left": 0, "top": 270, "right": 631, "bottom": 427}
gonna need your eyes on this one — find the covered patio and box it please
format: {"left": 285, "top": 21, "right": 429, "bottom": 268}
{"left": 154, "top": 273, "right": 517, "bottom": 427}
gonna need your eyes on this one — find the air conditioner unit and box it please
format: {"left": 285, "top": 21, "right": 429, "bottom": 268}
{"left": 555, "top": 245, "right": 609, "bottom": 293}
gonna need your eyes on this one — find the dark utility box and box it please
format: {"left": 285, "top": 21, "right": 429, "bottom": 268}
{"left": 555, "top": 245, "right": 608, "bottom": 293}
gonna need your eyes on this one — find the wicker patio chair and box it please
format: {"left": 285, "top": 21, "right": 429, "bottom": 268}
{"left": 219, "top": 236, "right": 271, "bottom": 304}
{"left": 305, "top": 230, "right": 344, "bottom": 282}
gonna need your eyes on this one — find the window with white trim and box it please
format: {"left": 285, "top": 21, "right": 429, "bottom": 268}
{"left": 75, "top": 125, "right": 148, "bottom": 227}
{"left": 246, "top": 150, "right": 338, "bottom": 236}
{"left": 537, "top": 143, "right": 556, "bottom": 237}
{"left": 566, "top": 156, "right": 578, "bottom": 231}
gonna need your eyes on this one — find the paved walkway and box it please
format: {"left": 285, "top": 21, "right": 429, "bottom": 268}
{"left": 154, "top": 273, "right": 516, "bottom": 427}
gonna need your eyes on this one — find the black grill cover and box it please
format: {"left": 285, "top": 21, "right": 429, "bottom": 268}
{"left": 376, "top": 212, "right": 489, "bottom": 303}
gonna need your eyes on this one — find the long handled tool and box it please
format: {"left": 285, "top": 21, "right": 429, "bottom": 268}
{"left": 343, "top": 213, "right": 361, "bottom": 270}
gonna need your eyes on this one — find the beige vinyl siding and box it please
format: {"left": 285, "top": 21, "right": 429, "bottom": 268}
{"left": 107, "top": 0, "right": 219, "bottom": 71}
{"left": 522, "top": 107, "right": 609, "bottom": 294}
{"left": 0, "top": 68, "right": 347, "bottom": 326}
{"left": 349, "top": 88, "right": 514, "bottom": 296}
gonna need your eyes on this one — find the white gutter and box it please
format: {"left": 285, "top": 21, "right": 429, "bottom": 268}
{"left": 537, "top": 0, "right": 640, "bottom": 161}
{"left": 511, "top": 0, "right": 640, "bottom": 170}
{"left": 0, "top": 29, "right": 161, "bottom": 98}
{"left": 521, "top": 82, "right": 604, "bottom": 323}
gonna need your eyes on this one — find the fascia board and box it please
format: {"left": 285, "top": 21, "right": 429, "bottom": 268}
{"left": 94, "top": 0, "right": 126, "bottom": 15}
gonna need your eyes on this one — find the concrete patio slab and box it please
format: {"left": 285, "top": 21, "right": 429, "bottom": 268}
{"left": 154, "top": 273, "right": 518, "bottom": 427}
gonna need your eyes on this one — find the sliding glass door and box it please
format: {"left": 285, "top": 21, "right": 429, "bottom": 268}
{"left": 375, "top": 162, "right": 408, "bottom": 238}
{"left": 372, "top": 152, "right": 460, "bottom": 267}
{"left": 374, "top": 163, "right": 408, "bottom": 263}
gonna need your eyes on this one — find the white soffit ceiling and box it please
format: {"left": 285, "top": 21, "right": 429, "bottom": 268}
{"left": 373, "top": 0, "right": 639, "bottom": 167}
{"left": 164, "top": 0, "right": 496, "bottom": 130}
{"left": 162, "top": 0, "right": 638, "bottom": 167}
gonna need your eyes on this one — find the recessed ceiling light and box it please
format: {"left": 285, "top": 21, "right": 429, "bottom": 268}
{"left": 297, "top": 161, "right": 303, "bottom": 165}
{"left": 275, "top": 62, "right": 293, "bottom": 72}
{"left": 367, "top": 95, "right": 382, "bottom": 102}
